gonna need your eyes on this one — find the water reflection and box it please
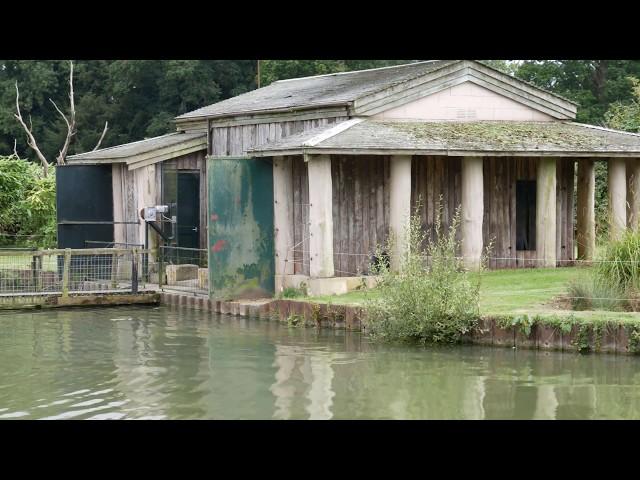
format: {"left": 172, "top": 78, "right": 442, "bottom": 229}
{"left": 1, "top": 306, "right": 640, "bottom": 419}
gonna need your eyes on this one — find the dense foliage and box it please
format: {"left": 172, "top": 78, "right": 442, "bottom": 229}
{"left": 365, "top": 204, "right": 482, "bottom": 344}
{"left": 0, "top": 156, "right": 56, "bottom": 247}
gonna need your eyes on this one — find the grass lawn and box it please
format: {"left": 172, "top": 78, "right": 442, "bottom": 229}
{"left": 306, "top": 267, "right": 640, "bottom": 323}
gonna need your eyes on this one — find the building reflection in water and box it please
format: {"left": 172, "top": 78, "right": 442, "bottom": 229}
{"left": 270, "top": 344, "right": 336, "bottom": 420}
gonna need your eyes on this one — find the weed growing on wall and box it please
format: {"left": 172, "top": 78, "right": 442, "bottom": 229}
{"left": 365, "top": 201, "right": 485, "bottom": 345}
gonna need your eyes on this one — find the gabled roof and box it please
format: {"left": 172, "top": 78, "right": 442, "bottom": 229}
{"left": 246, "top": 119, "right": 640, "bottom": 157}
{"left": 175, "top": 60, "right": 578, "bottom": 124}
{"left": 66, "top": 132, "right": 206, "bottom": 170}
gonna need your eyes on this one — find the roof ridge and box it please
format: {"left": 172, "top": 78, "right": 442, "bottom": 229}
{"left": 567, "top": 121, "right": 640, "bottom": 137}
{"left": 273, "top": 60, "right": 439, "bottom": 83}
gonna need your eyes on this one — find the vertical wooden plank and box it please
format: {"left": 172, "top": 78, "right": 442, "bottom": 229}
{"left": 376, "top": 157, "right": 385, "bottom": 250}
{"left": 566, "top": 159, "right": 575, "bottom": 264}
{"left": 331, "top": 156, "right": 341, "bottom": 275}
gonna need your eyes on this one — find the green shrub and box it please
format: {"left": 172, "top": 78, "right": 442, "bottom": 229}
{"left": 570, "top": 229, "right": 640, "bottom": 312}
{"left": 365, "top": 202, "right": 484, "bottom": 344}
{"left": 279, "top": 283, "right": 308, "bottom": 299}
{"left": 0, "top": 156, "right": 56, "bottom": 248}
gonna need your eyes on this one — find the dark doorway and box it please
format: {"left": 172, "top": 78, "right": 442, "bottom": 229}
{"left": 177, "top": 171, "right": 200, "bottom": 250}
{"left": 516, "top": 180, "right": 536, "bottom": 251}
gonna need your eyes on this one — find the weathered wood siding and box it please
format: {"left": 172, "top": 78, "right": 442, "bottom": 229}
{"left": 209, "top": 118, "right": 349, "bottom": 157}
{"left": 331, "top": 155, "right": 391, "bottom": 277}
{"left": 481, "top": 157, "right": 574, "bottom": 268}
{"left": 111, "top": 149, "right": 207, "bottom": 248}
{"left": 410, "top": 156, "right": 574, "bottom": 269}
{"left": 411, "top": 156, "right": 463, "bottom": 248}
{"left": 288, "top": 154, "right": 391, "bottom": 277}
{"left": 161, "top": 150, "right": 208, "bottom": 248}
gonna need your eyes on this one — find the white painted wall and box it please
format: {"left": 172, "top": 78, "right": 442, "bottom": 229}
{"left": 373, "top": 81, "right": 554, "bottom": 122}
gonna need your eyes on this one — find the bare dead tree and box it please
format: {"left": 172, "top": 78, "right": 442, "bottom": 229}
{"left": 14, "top": 81, "right": 51, "bottom": 176}
{"left": 93, "top": 121, "right": 109, "bottom": 151}
{"left": 14, "top": 60, "right": 108, "bottom": 176}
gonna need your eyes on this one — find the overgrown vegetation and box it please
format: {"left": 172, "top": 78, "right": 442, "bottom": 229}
{"left": 0, "top": 156, "right": 56, "bottom": 248}
{"left": 365, "top": 202, "right": 486, "bottom": 345}
{"left": 570, "top": 229, "right": 640, "bottom": 312}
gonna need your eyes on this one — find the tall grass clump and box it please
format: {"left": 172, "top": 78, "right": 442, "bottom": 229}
{"left": 365, "top": 201, "right": 486, "bottom": 344}
{"left": 570, "top": 229, "right": 640, "bottom": 311}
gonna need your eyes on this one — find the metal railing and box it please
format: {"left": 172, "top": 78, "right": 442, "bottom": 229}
{"left": 0, "top": 247, "right": 155, "bottom": 297}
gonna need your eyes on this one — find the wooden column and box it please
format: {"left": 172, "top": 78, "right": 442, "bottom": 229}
{"left": 626, "top": 158, "right": 640, "bottom": 231}
{"left": 536, "top": 158, "right": 557, "bottom": 268}
{"left": 273, "top": 156, "right": 294, "bottom": 276}
{"left": 576, "top": 159, "right": 596, "bottom": 260}
{"left": 461, "top": 156, "right": 484, "bottom": 270}
{"left": 389, "top": 155, "right": 412, "bottom": 272}
{"left": 608, "top": 157, "right": 627, "bottom": 240}
{"left": 307, "top": 155, "right": 334, "bottom": 278}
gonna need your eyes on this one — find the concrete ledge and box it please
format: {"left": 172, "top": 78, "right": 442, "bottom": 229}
{"left": 166, "top": 264, "right": 199, "bottom": 285}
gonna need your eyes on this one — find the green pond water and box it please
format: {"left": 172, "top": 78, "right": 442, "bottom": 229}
{"left": 1, "top": 305, "right": 640, "bottom": 420}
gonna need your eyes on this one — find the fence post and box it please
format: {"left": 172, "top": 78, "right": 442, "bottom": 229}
{"left": 61, "top": 248, "right": 71, "bottom": 297}
{"left": 158, "top": 246, "right": 164, "bottom": 288}
{"left": 131, "top": 248, "right": 138, "bottom": 294}
{"left": 111, "top": 251, "right": 118, "bottom": 289}
{"left": 35, "top": 250, "right": 43, "bottom": 293}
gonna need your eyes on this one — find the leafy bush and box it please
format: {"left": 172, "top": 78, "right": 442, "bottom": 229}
{"left": 365, "top": 202, "right": 484, "bottom": 344}
{"left": 0, "top": 156, "right": 56, "bottom": 248}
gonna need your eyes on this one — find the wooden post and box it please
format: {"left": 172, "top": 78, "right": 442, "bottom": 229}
{"left": 61, "top": 248, "right": 71, "bottom": 297}
{"left": 461, "top": 156, "right": 484, "bottom": 270}
{"left": 576, "top": 159, "right": 596, "bottom": 261}
{"left": 307, "top": 154, "right": 334, "bottom": 278}
{"left": 389, "top": 155, "right": 413, "bottom": 272}
{"left": 111, "top": 251, "right": 118, "bottom": 289}
{"left": 36, "top": 251, "right": 43, "bottom": 292}
{"left": 608, "top": 157, "right": 627, "bottom": 240}
{"left": 626, "top": 158, "right": 640, "bottom": 231}
{"left": 536, "top": 158, "right": 557, "bottom": 268}
{"left": 131, "top": 248, "right": 138, "bottom": 294}
{"left": 273, "top": 156, "right": 294, "bottom": 277}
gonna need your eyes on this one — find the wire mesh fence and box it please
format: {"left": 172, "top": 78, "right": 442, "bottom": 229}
{"left": 0, "top": 247, "right": 155, "bottom": 296}
{"left": 157, "top": 245, "right": 208, "bottom": 296}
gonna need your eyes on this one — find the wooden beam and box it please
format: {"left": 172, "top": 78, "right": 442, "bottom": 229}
{"left": 307, "top": 155, "right": 334, "bottom": 278}
{"left": 626, "top": 158, "right": 640, "bottom": 230}
{"left": 389, "top": 155, "right": 412, "bottom": 272}
{"left": 608, "top": 157, "right": 627, "bottom": 240}
{"left": 273, "top": 156, "right": 294, "bottom": 278}
{"left": 536, "top": 158, "right": 557, "bottom": 268}
{"left": 576, "top": 159, "right": 596, "bottom": 260}
{"left": 461, "top": 156, "right": 484, "bottom": 269}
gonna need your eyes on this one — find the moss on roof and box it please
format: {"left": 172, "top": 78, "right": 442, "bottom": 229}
{"left": 391, "top": 121, "right": 607, "bottom": 149}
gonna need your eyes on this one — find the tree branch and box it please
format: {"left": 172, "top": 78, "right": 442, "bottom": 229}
{"left": 93, "top": 121, "right": 108, "bottom": 151}
{"left": 14, "top": 81, "right": 50, "bottom": 176}
{"left": 54, "top": 60, "right": 76, "bottom": 166}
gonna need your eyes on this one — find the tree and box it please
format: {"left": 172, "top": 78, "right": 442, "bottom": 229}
{"left": 605, "top": 77, "right": 640, "bottom": 132}
{"left": 13, "top": 60, "right": 107, "bottom": 176}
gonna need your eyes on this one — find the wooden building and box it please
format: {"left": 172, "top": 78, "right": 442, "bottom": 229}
{"left": 67, "top": 60, "right": 640, "bottom": 299}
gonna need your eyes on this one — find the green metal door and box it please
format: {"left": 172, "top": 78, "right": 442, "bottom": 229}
{"left": 208, "top": 157, "right": 274, "bottom": 300}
